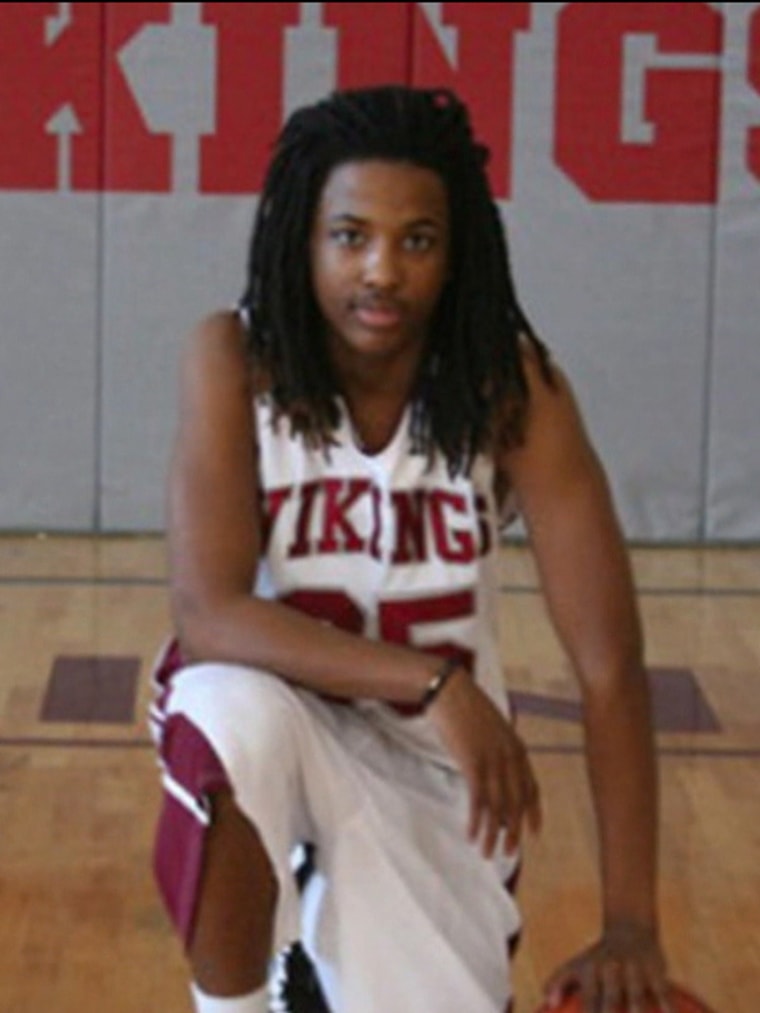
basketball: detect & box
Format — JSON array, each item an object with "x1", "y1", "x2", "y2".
[{"x1": 535, "y1": 984, "x2": 716, "y2": 1013}]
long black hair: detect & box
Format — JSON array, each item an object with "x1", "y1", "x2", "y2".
[{"x1": 240, "y1": 85, "x2": 551, "y2": 475}]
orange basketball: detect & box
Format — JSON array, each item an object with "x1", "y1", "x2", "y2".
[{"x1": 535, "y1": 983, "x2": 716, "y2": 1013}]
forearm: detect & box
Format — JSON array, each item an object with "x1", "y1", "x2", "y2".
[
  {"x1": 173, "y1": 589, "x2": 439, "y2": 705},
  {"x1": 581, "y1": 662, "x2": 659, "y2": 930}
]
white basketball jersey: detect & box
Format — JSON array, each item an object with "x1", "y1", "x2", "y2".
[{"x1": 254, "y1": 395, "x2": 509, "y2": 762}]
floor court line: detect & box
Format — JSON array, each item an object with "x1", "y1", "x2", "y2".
[
  {"x1": 1, "y1": 738, "x2": 758, "y2": 760},
  {"x1": 2, "y1": 577, "x2": 760, "y2": 597}
]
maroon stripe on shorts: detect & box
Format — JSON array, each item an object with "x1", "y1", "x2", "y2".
[{"x1": 154, "y1": 714, "x2": 232, "y2": 947}]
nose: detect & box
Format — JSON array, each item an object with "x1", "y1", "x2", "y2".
[{"x1": 362, "y1": 239, "x2": 401, "y2": 291}]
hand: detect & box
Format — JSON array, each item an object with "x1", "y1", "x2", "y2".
[
  {"x1": 427, "y1": 669, "x2": 541, "y2": 857},
  {"x1": 543, "y1": 920, "x2": 672, "y2": 1013}
]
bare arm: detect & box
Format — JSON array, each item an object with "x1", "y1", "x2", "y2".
[
  {"x1": 167, "y1": 311, "x2": 441, "y2": 704},
  {"x1": 503, "y1": 348, "x2": 668, "y2": 1009}
]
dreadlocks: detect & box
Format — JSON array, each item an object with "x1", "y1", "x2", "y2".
[{"x1": 240, "y1": 85, "x2": 551, "y2": 476}]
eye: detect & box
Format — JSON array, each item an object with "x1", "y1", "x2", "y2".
[
  {"x1": 329, "y1": 226, "x2": 365, "y2": 249},
  {"x1": 402, "y1": 231, "x2": 437, "y2": 253}
]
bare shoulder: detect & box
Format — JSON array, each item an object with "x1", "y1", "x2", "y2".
[
  {"x1": 184, "y1": 309, "x2": 245, "y2": 358},
  {"x1": 494, "y1": 335, "x2": 624, "y2": 557},
  {"x1": 179, "y1": 309, "x2": 270, "y2": 398},
  {"x1": 502, "y1": 338, "x2": 601, "y2": 492},
  {"x1": 169, "y1": 311, "x2": 264, "y2": 610},
  {"x1": 172, "y1": 310, "x2": 263, "y2": 483}
]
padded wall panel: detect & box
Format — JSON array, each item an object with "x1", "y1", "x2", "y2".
[
  {"x1": 0, "y1": 3, "x2": 104, "y2": 529},
  {"x1": 706, "y1": 3, "x2": 760, "y2": 540},
  {"x1": 412, "y1": 2, "x2": 722, "y2": 540}
]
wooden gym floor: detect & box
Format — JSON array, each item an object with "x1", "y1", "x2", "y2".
[{"x1": 0, "y1": 535, "x2": 757, "y2": 1012}]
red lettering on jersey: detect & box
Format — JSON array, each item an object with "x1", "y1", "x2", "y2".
[
  {"x1": 261, "y1": 486, "x2": 293, "y2": 554},
  {"x1": 390, "y1": 490, "x2": 428, "y2": 565},
  {"x1": 0, "y1": 3, "x2": 104, "y2": 190},
  {"x1": 381, "y1": 590, "x2": 476, "y2": 714},
  {"x1": 200, "y1": 3, "x2": 300, "y2": 194},
  {"x1": 429, "y1": 490, "x2": 476, "y2": 564},
  {"x1": 380, "y1": 589, "x2": 475, "y2": 660},
  {"x1": 556, "y1": 2, "x2": 722, "y2": 203},
  {"x1": 324, "y1": 3, "x2": 408, "y2": 89},
  {"x1": 316, "y1": 478, "x2": 371, "y2": 554},
  {"x1": 287, "y1": 480, "x2": 321, "y2": 559},
  {"x1": 748, "y1": 8, "x2": 760, "y2": 183},
  {"x1": 410, "y1": 2, "x2": 531, "y2": 199},
  {"x1": 281, "y1": 588, "x2": 363, "y2": 635}
]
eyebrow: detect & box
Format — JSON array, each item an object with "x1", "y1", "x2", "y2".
[{"x1": 326, "y1": 213, "x2": 444, "y2": 229}]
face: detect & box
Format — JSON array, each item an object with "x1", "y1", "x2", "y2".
[{"x1": 310, "y1": 159, "x2": 450, "y2": 374}]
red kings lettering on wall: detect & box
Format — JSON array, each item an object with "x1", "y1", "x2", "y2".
[
  {"x1": 0, "y1": 3, "x2": 173, "y2": 191},
  {"x1": 105, "y1": 3, "x2": 174, "y2": 191},
  {"x1": 410, "y1": 2, "x2": 531, "y2": 199},
  {"x1": 0, "y1": 3, "x2": 105, "y2": 190},
  {"x1": 324, "y1": 3, "x2": 408, "y2": 90},
  {"x1": 200, "y1": 3, "x2": 299, "y2": 194},
  {"x1": 555, "y1": 1, "x2": 723, "y2": 203},
  {"x1": 748, "y1": 7, "x2": 760, "y2": 184},
  {"x1": 1, "y1": 2, "x2": 753, "y2": 201}
]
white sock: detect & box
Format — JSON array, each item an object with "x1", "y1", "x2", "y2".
[{"x1": 190, "y1": 982, "x2": 268, "y2": 1013}]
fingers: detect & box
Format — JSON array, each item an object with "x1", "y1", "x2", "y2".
[
  {"x1": 588, "y1": 963, "x2": 670, "y2": 1013},
  {"x1": 623, "y1": 963, "x2": 648, "y2": 1013},
  {"x1": 466, "y1": 735, "x2": 541, "y2": 859},
  {"x1": 432, "y1": 679, "x2": 540, "y2": 857},
  {"x1": 544, "y1": 948, "x2": 672, "y2": 1013},
  {"x1": 466, "y1": 761, "x2": 485, "y2": 844},
  {"x1": 508, "y1": 753, "x2": 543, "y2": 846},
  {"x1": 597, "y1": 959, "x2": 624, "y2": 1013},
  {"x1": 543, "y1": 962, "x2": 581, "y2": 1010}
]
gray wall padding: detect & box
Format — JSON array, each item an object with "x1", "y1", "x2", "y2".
[
  {"x1": 0, "y1": 194, "x2": 99, "y2": 529},
  {"x1": 0, "y1": 2, "x2": 757, "y2": 541}
]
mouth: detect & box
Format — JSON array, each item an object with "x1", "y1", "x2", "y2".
[{"x1": 351, "y1": 297, "x2": 405, "y2": 329}]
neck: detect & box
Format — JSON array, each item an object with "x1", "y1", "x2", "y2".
[{"x1": 330, "y1": 342, "x2": 427, "y2": 403}]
